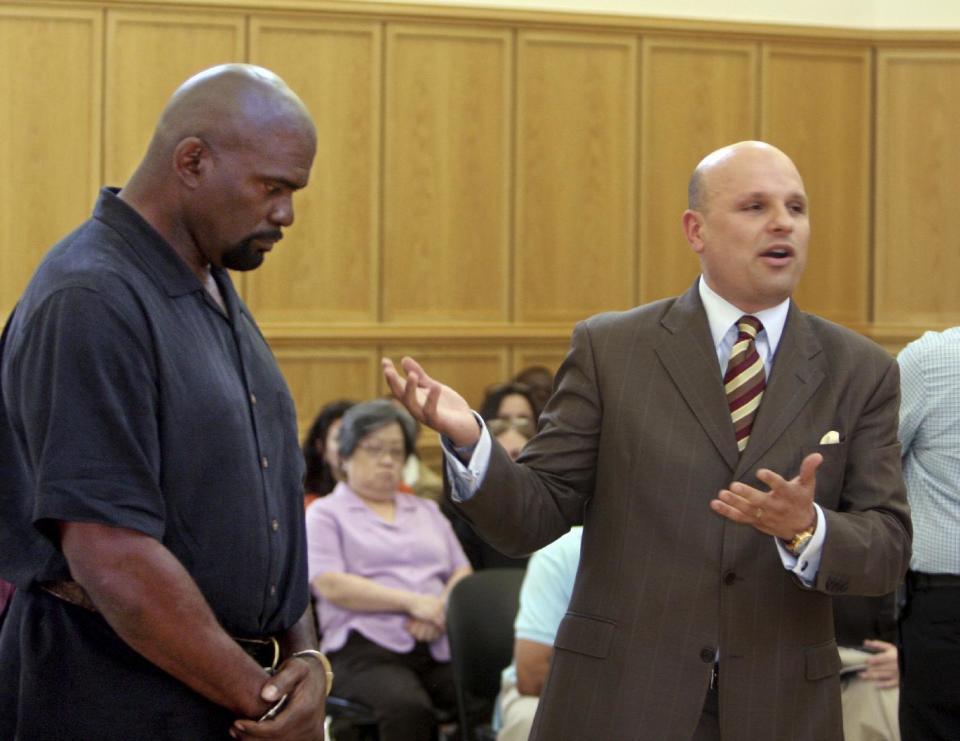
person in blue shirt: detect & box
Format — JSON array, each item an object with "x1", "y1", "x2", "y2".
[{"x1": 494, "y1": 528, "x2": 582, "y2": 741}]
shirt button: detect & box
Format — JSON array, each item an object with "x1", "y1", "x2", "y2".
[
  {"x1": 723, "y1": 571, "x2": 737, "y2": 585},
  {"x1": 270, "y1": 584, "x2": 277, "y2": 596},
  {"x1": 271, "y1": 519, "x2": 279, "y2": 532},
  {"x1": 261, "y1": 456, "x2": 269, "y2": 469},
  {"x1": 700, "y1": 647, "x2": 715, "y2": 663},
  {"x1": 250, "y1": 392, "x2": 257, "y2": 405}
]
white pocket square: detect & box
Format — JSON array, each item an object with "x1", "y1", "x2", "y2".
[{"x1": 819, "y1": 430, "x2": 840, "y2": 445}]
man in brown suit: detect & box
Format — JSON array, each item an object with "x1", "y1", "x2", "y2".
[{"x1": 383, "y1": 141, "x2": 911, "y2": 740}]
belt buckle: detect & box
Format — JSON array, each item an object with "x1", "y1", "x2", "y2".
[
  {"x1": 264, "y1": 636, "x2": 280, "y2": 673},
  {"x1": 237, "y1": 635, "x2": 281, "y2": 673}
]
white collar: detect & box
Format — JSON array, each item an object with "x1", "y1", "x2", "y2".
[{"x1": 698, "y1": 276, "x2": 790, "y2": 356}]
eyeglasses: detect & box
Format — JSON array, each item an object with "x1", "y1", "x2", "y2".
[
  {"x1": 487, "y1": 417, "x2": 535, "y2": 439},
  {"x1": 355, "y1": 443, "x2": 407, "y2": 463}
]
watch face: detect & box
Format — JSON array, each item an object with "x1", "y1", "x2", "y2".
[{"x1": 789, "y1": 532, "x2": 813, "y2": 555}]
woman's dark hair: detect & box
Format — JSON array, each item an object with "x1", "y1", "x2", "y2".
[
  {"x1": 478, "y1": 381, "x2": 539, "y2": 422},
  {"x1": 302, "y1": 399, "x2": 355, "y2": 496},
  {"x1": 338, "y1": 400, "x2": 417, "y2": 461},
  {"x1": 513, "y1": 365, "x2": 554, "y2": 413}
]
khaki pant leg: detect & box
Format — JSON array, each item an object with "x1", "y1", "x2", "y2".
[
  {"x1": 841, "y1": 677, "x2": 901, "y2": 741},
  {"x1": 496, "y1": 680, "x2": 540, "y2": 741}
]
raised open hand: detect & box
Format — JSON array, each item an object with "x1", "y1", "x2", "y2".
[
  {"x1": 710, "y1": 452, "x2": 822, "y2": 540},
  {"x1": 382, "y1": 356, "x2": 480, "y2": 447}
]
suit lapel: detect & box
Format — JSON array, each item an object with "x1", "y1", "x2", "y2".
[
  {"x1": 655, "y1": 284, "x2": 740, "y2": 471},
  {"x1": 736, "y1": 303, "x2": 825, "y2": 476}
]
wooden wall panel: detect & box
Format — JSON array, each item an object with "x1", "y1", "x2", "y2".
[
  {"x1": 0, "y1": 7, "x2": 101, "y2": 317},
  {"x1": 639, "y1": 38, "x2": 757, "y2": 304},
  {"x1": 516, "y1": 31, "x2": 638, "y2": 323},
  {"x1": 248, "y1": 18, "x2": 381, "y2": 325},
  {"x1": 274, "y1": 347, "x2": 381, "y2": 439},
  {"x1": 512, "y1": 343, "x2": 569, "y2": 377},
  {"x1": 5, "y1": 0, "x2": 960, "y2": 396},
  {"x1": 104, "y1": 10, "x2": 245, "y2": 186},
  {"x1": 876, "y1": 50, "x2": 960, "y2": 326},
  {"x1": 383, "y1": 25, "x2": 512, "y2": 324},
  {"x1": 762, "y1": 44, "x2": 871, "y2": 325}
]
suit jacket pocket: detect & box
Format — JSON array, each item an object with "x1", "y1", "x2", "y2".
[
  {"x1": 804, "y1": 638, "x2": 842, "y2": 680},
  {"x1": 802, "y1": 441, "x2": 848, "y2": 510},
  {"x1": 554, "y1": 612, "x2": 616, "y2": 659}
]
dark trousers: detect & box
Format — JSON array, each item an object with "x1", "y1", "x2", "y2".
[
  {"x1": 898, "y1": 579, "x2": 960, "y2": 741},
  {"x1": 329, "y1": 632, "x2": 457, "y2": 741}
]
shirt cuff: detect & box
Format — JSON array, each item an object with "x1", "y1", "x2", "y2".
[
  {"x1": 441, "y1": 412, "x2": 492, "y2": 502},
  {"x1": 776, "y1": 504, "x2": 827, "y2": 587}
]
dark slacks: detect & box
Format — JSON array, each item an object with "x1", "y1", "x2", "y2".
[
  {"x1": 329, "y1": 631, "x2": 457, "y2": 741},
  {"x1": 898, "y1": 579, "x2": 960, "y2": 741}
]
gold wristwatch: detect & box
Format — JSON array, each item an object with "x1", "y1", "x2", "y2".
[{"x1": 784, "y1": 521, "x2": 816, "y2": 556}]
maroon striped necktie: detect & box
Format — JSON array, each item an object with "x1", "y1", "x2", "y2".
[{"x1": 724, "y1": 315, "x2": 765, "y2": 453}]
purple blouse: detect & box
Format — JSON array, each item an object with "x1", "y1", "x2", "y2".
[{"x1": 305, "y1": 482, "x2": 470, "y2": 661}]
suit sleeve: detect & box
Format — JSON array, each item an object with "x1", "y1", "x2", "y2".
[
  {"x1": 816, "y1": 356, "x2": 912, "y2": 596},
  {"x1": 456, "y1": 321, "x2": 602, "y2": 557}
]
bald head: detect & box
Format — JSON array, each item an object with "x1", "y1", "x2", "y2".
[
  {"x1": 145, "y1": 63, "x2": 315, "y2": 168},
  {"x1": 688, "y1": 141, "x2": 799, "y2": 213}
]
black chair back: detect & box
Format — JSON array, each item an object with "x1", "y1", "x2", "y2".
[{"x1": 446, "y1": 568, "x2": 526, "y2": 741}]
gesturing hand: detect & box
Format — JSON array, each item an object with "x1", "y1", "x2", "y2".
[
  {"x1": 710, "y1": 453, "x2": 822, "y2": 540},
  {"x1": 382, "y1": 357, "x2": 480, "y2": 447}
]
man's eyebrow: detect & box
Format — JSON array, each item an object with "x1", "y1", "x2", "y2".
[
  {"x1": 266, "y1": 175, "x2": 306, "y2": 190},
  {"x1": 735, "y1": 190, "x2": 807, "y2": 202},
  {"x1": 734, "y1": 191, "x2": 768, "y2": 202}
]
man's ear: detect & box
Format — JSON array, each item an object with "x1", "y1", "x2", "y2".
[
  {"x1": 172, "y1": 137, "x2": 209, "y2": 188},
  {"x1": 682, "y1": 209, "x2": 706, "y2": 254}
]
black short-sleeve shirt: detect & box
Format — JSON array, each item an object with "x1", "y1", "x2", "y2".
[{"x1": 0, "y1": 188, "x2": 308, "y2": 636}]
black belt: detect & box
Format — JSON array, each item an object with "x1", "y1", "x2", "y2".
[
  {"x1": 235, "y1": 635, "x2": 282, "y2": 672},
  {"x1": 40, "y1": 580, "x2": 281, "y2": 671},
  {"x1": 907, "y1": 571, "x2": 960, "y2": 590}
]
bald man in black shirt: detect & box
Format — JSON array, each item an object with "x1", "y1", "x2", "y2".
[{"x1": 0, "y1": 65, "x2": 326, "y2": 740}]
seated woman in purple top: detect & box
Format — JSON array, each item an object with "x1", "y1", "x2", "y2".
[{"x1": 306, "y1": 400, "x2": 472, "y2": 741}]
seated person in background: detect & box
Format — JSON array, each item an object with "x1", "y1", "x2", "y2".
[
  {"x1": 444, "y1": 418, "x2": 536, "y2": 571},
  {"x1": 495, "y1": 527, "x2": 582, "y2": 741},
  {"x1": 306, "y1": 400, "x2": 471, "y2": 741},
  {"x1": 512, "y1": 365, "x2": 554, "y2": 420},
  {"x1": 479, "y1": 382, "x2": 539, "y2": 424},
  {"x1": 302, "y1": 398, "x2": 355, "y2": 508},
  {"x1": 833, "y1": 593, "x2": 901, "y2": 741}
]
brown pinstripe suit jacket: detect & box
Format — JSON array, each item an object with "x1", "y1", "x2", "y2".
[{"x1": 458, "y1": 284, "x2": 911, "y2": 741}]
